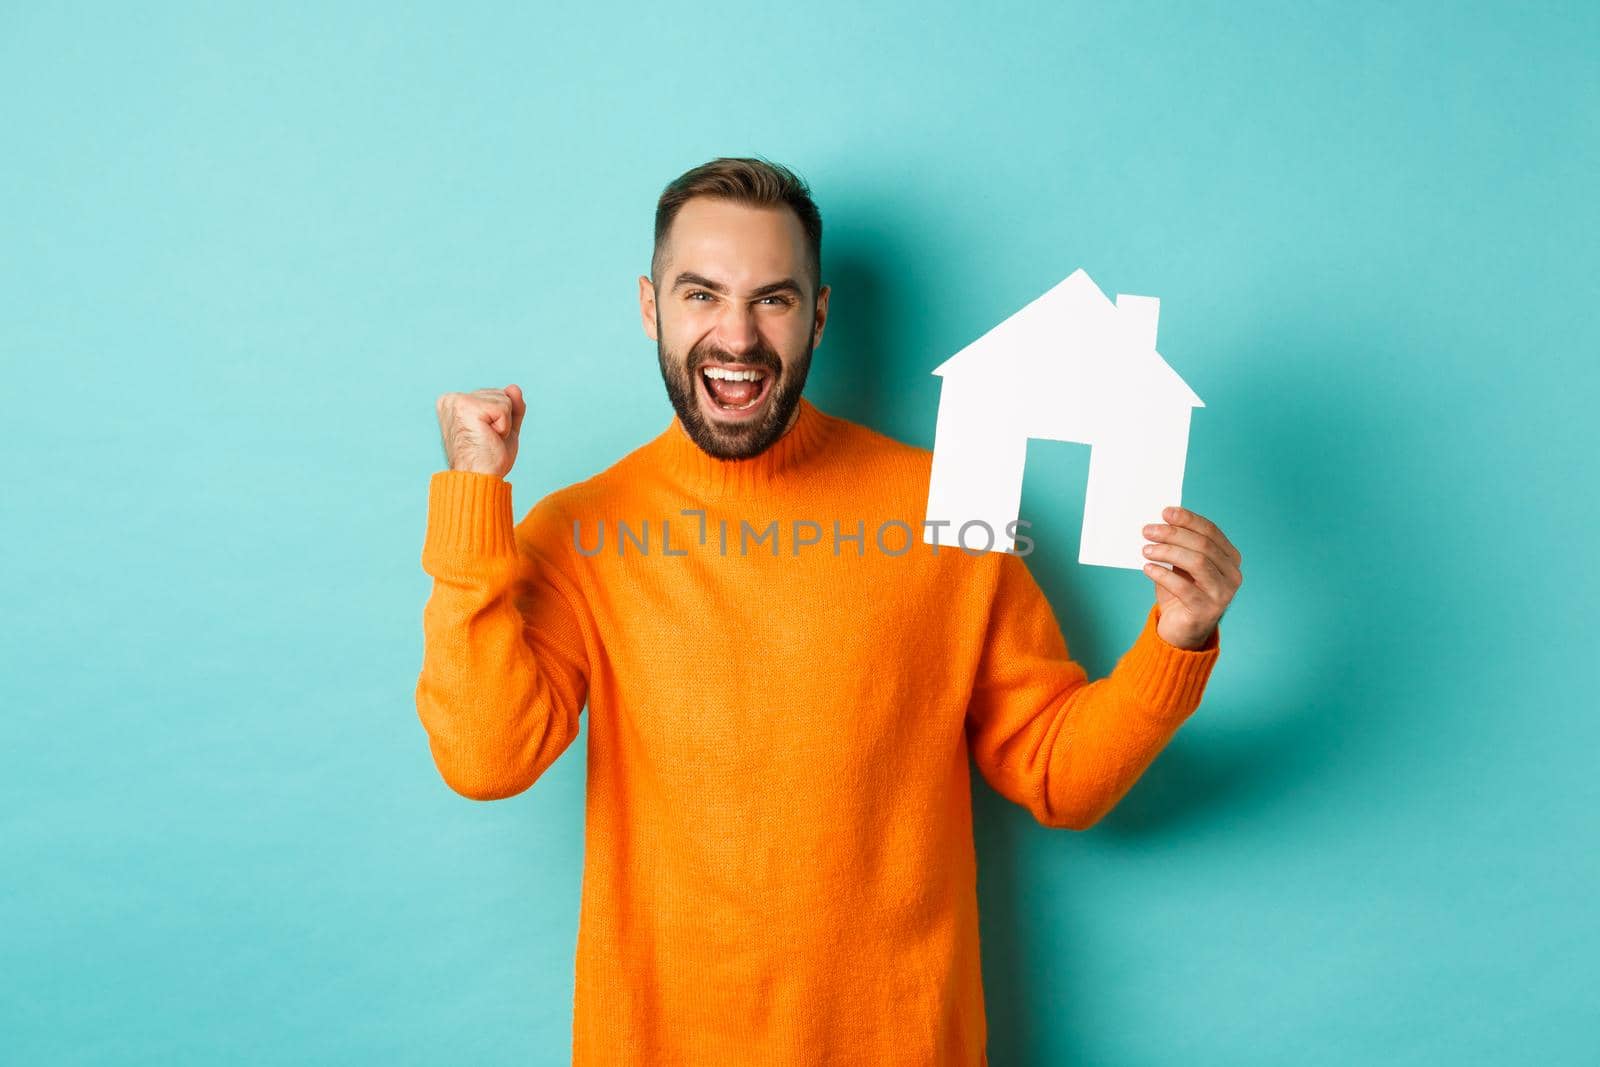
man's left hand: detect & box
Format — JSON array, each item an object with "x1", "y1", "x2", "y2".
[{"x1": 1141, "y1": 506, "x2": 1243, "y2": 650}]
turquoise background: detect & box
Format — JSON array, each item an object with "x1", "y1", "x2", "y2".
[{"x1": 4, "y1": 2, "x2": 1595, "y2": 1063}]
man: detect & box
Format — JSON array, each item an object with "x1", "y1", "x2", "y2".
[{"x1": 417, "y1": 156, "x2": 1242, "y2": 1065}]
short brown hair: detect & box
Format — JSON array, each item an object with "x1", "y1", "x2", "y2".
[{"x1": 652, "y1": 156, "x2": 823, "y2": 300}]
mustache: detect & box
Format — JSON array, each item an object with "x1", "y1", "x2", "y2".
[{"x1": 689, "y1": 343, "x2": 781, "y2": 373}]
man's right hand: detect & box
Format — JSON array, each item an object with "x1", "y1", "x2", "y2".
[{"x1": 435, "y1": 384, "x2": 526, "y2": 478}]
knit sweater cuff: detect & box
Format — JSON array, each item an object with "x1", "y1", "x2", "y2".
[
  {"x1": 1113, "y1": 601, "x2": 1221, "y2": 718},
  {"x1": 424, "y1": 470, "x2": 519, "y2": 560}
]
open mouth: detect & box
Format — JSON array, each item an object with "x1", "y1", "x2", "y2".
[{"x1": 697, "y1": 363, "x2": 774, "y2": 417}]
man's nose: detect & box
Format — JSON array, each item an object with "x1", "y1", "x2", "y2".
[{"x1": 714, "y1": 303, "x2": 761, "y2": 357}]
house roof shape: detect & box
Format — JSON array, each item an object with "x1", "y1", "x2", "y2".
[{"x1": 931, "y1": 268, "x2": 1203, "y2": 408}]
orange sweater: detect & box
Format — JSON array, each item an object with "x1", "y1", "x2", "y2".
[{"x1": 415, "y1": 395, "x2": 1220, "y2": 1065}]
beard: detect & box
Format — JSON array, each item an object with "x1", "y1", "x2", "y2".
[{"x1": 656, "y1": 311, "x2": 814, "y2": 460}]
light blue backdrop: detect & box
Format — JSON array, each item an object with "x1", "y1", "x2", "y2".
[{"x1": 4, "y1": 2, "x2": 1595, "y2": 1063}]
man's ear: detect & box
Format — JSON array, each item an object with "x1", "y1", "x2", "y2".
[
  {"x1": 638, "y1": 274, "x2": 658, "y2": 341},
  {"x1": 811, "y1": 283, "x2": 830, "y2": 349}
]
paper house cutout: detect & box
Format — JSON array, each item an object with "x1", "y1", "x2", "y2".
[{"x1": 923, "y1": 268, "x2": 1203, "y2": 569}]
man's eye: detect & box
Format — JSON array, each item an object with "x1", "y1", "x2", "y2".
[{"x1": 687, "y1": 291, "x2": 789, "y2": 306}]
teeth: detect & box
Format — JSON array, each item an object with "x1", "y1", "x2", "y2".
[{"x1": 702, "y1": 367, "x2": 767, "y2": 381}]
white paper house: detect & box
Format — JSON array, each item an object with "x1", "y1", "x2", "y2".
[{"x1": 923, "y1": 268, "x2": 1204, "y2": 569}]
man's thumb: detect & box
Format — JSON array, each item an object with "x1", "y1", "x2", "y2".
[{"x1": 506, "y1": 383, "x2": 526, "y2": 430}]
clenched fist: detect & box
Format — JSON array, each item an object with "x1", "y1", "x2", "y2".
[{"x1": 435, "y1": 384, "x2": 526, "y2": 479}]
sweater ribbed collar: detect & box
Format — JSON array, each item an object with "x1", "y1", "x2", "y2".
[{"x1": 655, "y1": 395, "x2": 836, "y2": 500}]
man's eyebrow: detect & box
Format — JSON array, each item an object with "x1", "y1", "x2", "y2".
[{"x1": 670, "y1": 272, "x2": 804, "y2": 298}]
